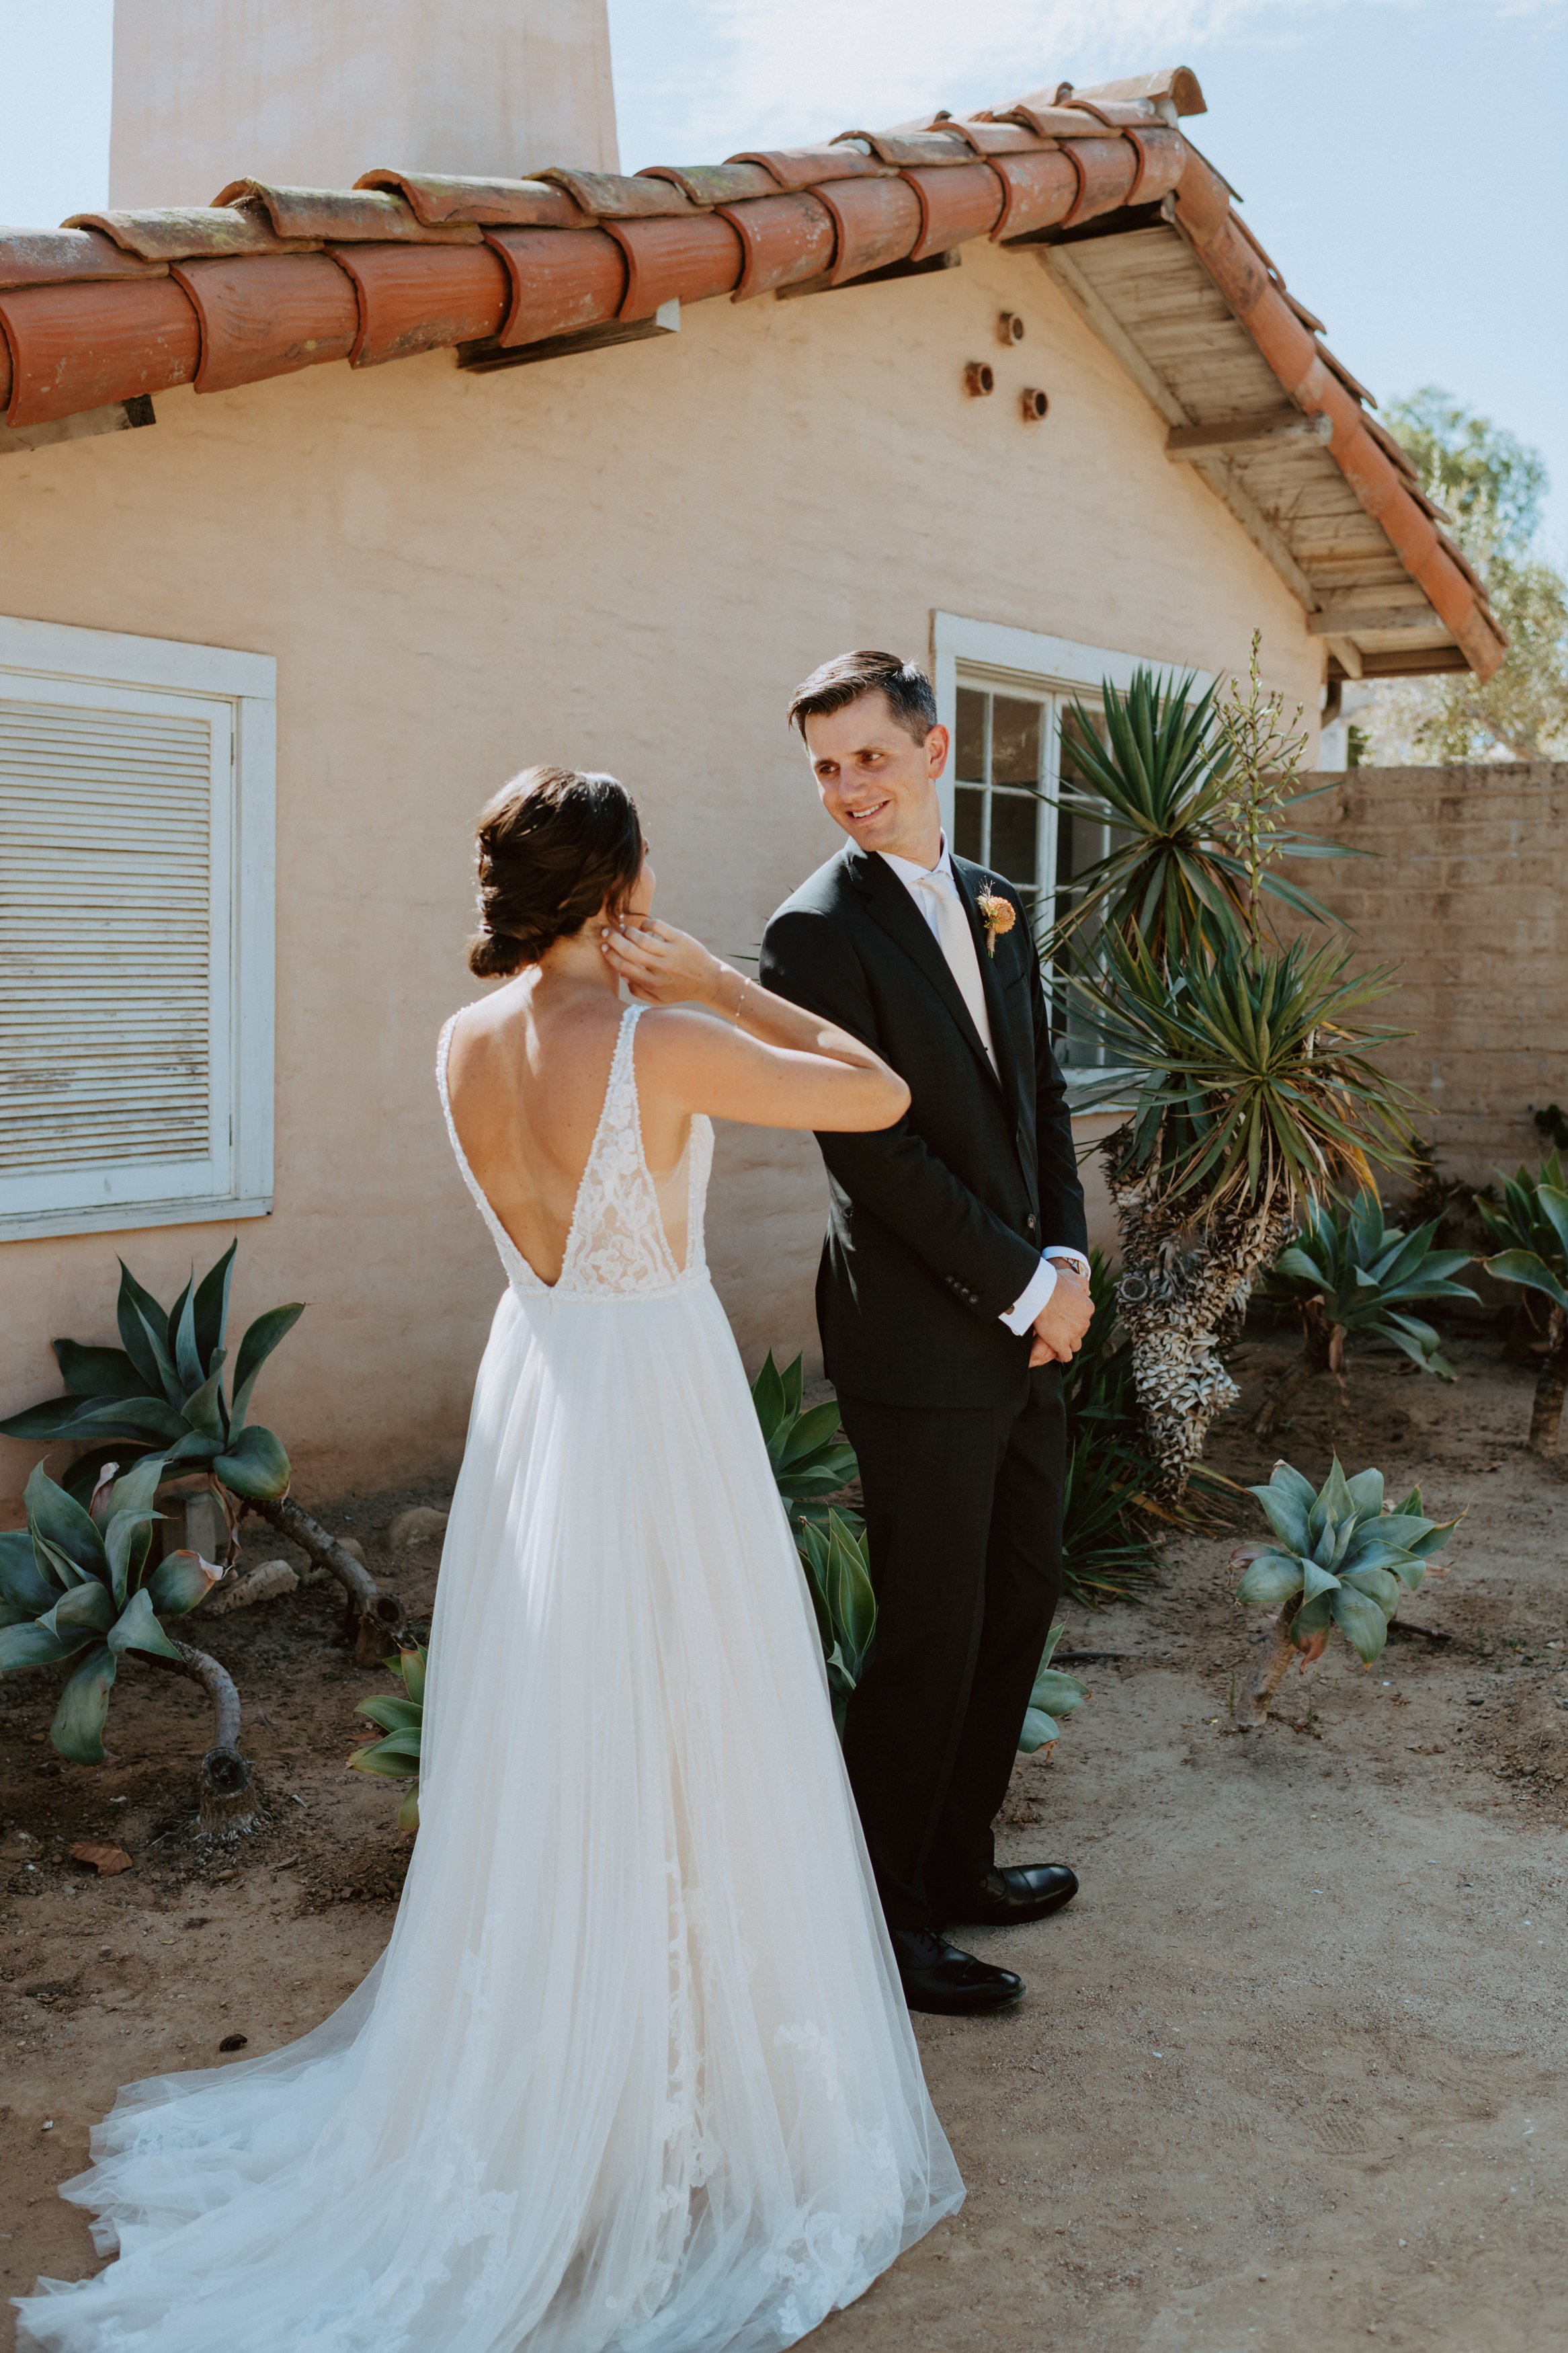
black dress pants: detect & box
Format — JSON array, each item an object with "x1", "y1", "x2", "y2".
[{"x1": 837, "y1": 1368, "x2": 1067, "y2": 1931}]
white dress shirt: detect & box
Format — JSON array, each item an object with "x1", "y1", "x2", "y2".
[{"x1": 880, "y1": 838, "x2": 1089, "y2": 1334}]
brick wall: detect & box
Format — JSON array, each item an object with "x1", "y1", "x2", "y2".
[{"x1": 1298, "y1": 764, "x2": 1568, "y2": 1186}]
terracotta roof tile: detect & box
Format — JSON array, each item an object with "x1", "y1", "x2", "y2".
[
  {"x1": 212, "y1": 182, "x2": 481, "y2": 243},
  {"x1": 63, "y1": 206, "x2": 311, "y2": 262},
  {"x1": 0, "y1": 58, "x2": 1499, "y2": 682},
  {"x1": 354, "y1": 171, "x2": 584, "y2": 229},
  {"x1": 0, "y1": 226, "x2": 168, "y2": 288}
]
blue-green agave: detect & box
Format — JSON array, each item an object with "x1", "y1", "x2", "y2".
[
  {"x1": 1018, "y1": 1622, "x2": 1088, "y2": 1754},
  {"x1": 750, "y1": 1351, "x2": 858, "y2": 1526},
  {"x1": 0, "y1": 1242, "x2": 301, "y2": 1503},
  {"x1": 1234, "y1": 1457, "x2": 1459, "y2": 1683},
  {"x1": 0, "y1": 1455, "x2": 224, "y2": 1763},
  {"x1": 347, "y1": 1644, "x2": 426, "y2": 1831},
  {"x1": 796, "y1": 1511, "x2": 877, "y2": 1740},
  {"x1": 1477, "y1": 1152, "x2": 1568, "y2": 1456}
]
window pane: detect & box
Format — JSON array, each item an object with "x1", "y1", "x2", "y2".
[
  {"x1": 989, "y1": 791, "x2": 1038, "y2": 887},
  {"x1": 953, "y1": 784, "x2": 985, "y2": 861},
  {"x1": 954, "y1": 688, "x2": 987, "y2": 782},
  {"x1": 990, "y1": 696, "x2": 1040, "y2": 787}
]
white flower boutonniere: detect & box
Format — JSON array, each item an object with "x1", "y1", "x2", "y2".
[{"x1": 975, "y1": 887, "x2": 1016, "y2": 959}]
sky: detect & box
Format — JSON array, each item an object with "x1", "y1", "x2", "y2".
[{"x1": 1, "y1": 0, "x2": 1563, "y2": 546}]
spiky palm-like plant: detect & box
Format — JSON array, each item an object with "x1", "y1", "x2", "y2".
[
  {"x1": 1478, "y1": 1154, "x2": 1568, "y2": 1455},
  {"x1": 1253, "y1": 1191, "x2": 1479, "y2": 1438},
  {"x1": 0, "y1": 1455, "x2": 255, "y2": 1828},
  {"x1": 1075, "y1": 932, "x2": 1419, "y2": 1494},
  {"x1": 1231, "y1": 1458, "x2": 1459, "y2": 1724},
  {"x1": 1046, "y1": 666, "x2": 1351, "y2": 964}
]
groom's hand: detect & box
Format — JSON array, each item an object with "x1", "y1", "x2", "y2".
[{"x1": 1028, "y1": 1263, "x2": 1093, "y2": 1367}]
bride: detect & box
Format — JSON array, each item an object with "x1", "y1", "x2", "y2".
[{"x1": 17, "y1": 765, "x2": 963, "y2": 2353}]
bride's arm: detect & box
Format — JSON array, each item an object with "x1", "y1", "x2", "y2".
[{"x1": 601, "y1": 918, "x2": 907, "y2": 1133}]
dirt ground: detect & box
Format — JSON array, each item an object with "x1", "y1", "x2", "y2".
[{"x1": 3, "y1": 1326, "x2": 1565, "y2": 2351}]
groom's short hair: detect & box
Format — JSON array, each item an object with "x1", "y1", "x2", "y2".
[{"x1": 787, "y1": 651, "x2": 938, "y2": 744}]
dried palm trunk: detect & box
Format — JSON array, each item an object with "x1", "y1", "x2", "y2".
[{"x1": 1111, "y1": 1169, "x2": 1295, "y2": 1499}]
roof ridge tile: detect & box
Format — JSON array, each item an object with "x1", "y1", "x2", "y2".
[
  {"x1": 532, "y1": 167, "x2": 694, "y2": 218},
  {"x1": 63, "y1": 206, "x2": 315, "y2": 263},
  {"x1": 212, "y1": 182, "x2": 481, "y2": 243},
  {"x1": 354, "y1": 171, "x2": 585, "y2": 229}
]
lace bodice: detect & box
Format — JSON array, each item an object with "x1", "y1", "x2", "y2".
[{"x1": 437, "y1": 1003, "x2": 712, "y2": 1302}]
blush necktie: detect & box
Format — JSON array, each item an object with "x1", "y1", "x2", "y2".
[{"x1": 911, "y1": 869, "x2": 997, "y2": 1071}]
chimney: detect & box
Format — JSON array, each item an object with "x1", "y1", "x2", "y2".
[{"x1": 109, "y1": 0, "x2": 619, "y2": 209}]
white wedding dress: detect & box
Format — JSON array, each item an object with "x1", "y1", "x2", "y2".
[{"x1": 17, "y1": 1002, "x2": 962, "y2": 2353}]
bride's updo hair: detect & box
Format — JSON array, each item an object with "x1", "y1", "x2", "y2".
[{"x1": 468, "y1": 766, "x2": 643, "y2": 978}]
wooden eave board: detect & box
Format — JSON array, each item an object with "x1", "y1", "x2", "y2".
[{"x1": 1063, "y1": 221, "x2": 1451, "y2": 647}]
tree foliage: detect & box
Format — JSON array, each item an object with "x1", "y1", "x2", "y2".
[{"x1": 1370, "y1": 389, "x2": 1568, "y2": 762}]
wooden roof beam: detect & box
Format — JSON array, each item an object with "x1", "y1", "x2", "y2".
[{"x1": 1166, "y1": 409, "x2": 1333, "y2": 460}]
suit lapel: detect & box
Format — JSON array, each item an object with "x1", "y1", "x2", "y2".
[{"x1": 844, "y1": 848, "x2": 1000, "y2": 1089}]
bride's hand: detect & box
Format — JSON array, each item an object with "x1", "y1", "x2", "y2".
[{"x1": 602, "y1": 918, "x2": 735, "y2": 1010}]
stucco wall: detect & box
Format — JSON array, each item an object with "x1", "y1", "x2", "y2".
[
  {"x1": 1296, "y1": 763, "x2": 1568, "y2": 1186},
  {"x1": 0, "y1": 237, "x2": 1321, "y2": 1517}
]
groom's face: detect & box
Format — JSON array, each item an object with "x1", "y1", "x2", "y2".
[{"x1": 802, "y1": 692, "x2": 949, "y2": 865}]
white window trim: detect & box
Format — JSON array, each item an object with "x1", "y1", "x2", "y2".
[
  {"x1": 931, "y1": 614, "x2": 1212, "y2": 1109},
  {"x1": 0, "y1": 612, "x2": 275, "y2": 1244}
]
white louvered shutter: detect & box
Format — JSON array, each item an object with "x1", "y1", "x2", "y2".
[{"x1": 0, "y1": 672, "x2": 234, "y2": 1222}]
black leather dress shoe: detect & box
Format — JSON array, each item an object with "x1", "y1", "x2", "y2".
[
  {"x1": 889, "y1": 1927, "x2": 1024, "y2": 2016},
  {"x1": 940, "y1": 1864, "x2": 1079, "y2": 1928}
]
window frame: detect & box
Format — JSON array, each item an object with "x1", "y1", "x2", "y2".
[
  {"x1": 932, "y1": 613, "x2": 1212, "y2": 1088},
  {"x1": 0, "y1": 612, "x2": 276, "y2": 1244}
]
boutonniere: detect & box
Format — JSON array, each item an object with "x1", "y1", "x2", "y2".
[{"x1": 975, "y1": 886, "x2": 1016, "y2": 959}]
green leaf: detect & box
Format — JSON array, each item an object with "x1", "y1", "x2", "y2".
[
  {"x1": 1249, "y1": 1468, "x2": 1313, "y2": 1554},
  {"x1": 211, "y1": 1423, "x2": 291, "y2": 1502},
  {"x1": 39, "y1": 1582, "x2": 115, "y2": 1640},
  {"x1": 192, "y1": 1240, "x2": 238, "y2": 1372},
  {"x1": 104, "y1": 1510, "x2": 159, "y2": 1607},
  {"x1": 169, "y1": 1275, "x2": 204, "y2": 1400},
  {"x1": 397, "y1": 1784, "x2": 420, "y2": 1833},
  {"x1": 0, "y1": 1394, "x2": 185, "y2": 1447},
  {"x1": 779, "y1": 1353, "x2": 804, "y2": 1419},
  {"x1": 1290, "y1": 1591, "x2": 1333, "y2": 1646},
  {"x1": 347, "y1": 1729, "x2": 423, "y2": 1776},
  {"x1": 0, "y1": 1620, "x2": 91, "y2": 1670},
  {"x1": 1344, "y1": 1468, "x2": 1385, "y2": 1519},
  {"x1": 179, "y1": 1357, "x2": 229, "y2": 1441},
  {"x1": 116, "y1": 1261, "x2": 182, "y2": 1404},
  {"x1": 24, "y1": 1462, "x2": 106, "y2": 1577},
  {"x1": 1300, "y1": 1558, "x2": 1342, "y2": 1605},
  {"x1": 50, "y1": 1643, "x2": 118, "y2": 1764},
  {"x1": 1017, "y1": 1706, "x2": 1062, "y2": 1755},
  {"x1": 52, "y1": 1341, "x2": 147, "y2": 1400},
  {"x1": 0, "y1": 1533, "x2": 55, "y2": 1618},
  {"x1": 1331, "y1": 1585, "x2": 1390, "y2": 1665},
  {"x1": 1029, "y1": 1667, "x2": 1086, "y2": 1718},
  {"x1": 779, "y1": 1400, "x2": 845, "y2": 1468},
  {"x1": 107, "y1": 1586, "x2": 183, "y2": 1661},
  {"x1": 1484, "y1": 1250, "x2": 1568, "y2": 1311},
  {"x1": 229, "y1": 1303, "x2": 305, "y2": 1431},
  {"x1": 397, "y1": 1644, "x2": 427, "y2": 1707},
  {"x1": 147, "y1": 1549, "x2": 224, "y2": 1617},
  {"x1": 1340, "y1": 1564, "x2": 1403, "y2": 1616},
  {"x1": 1237, "y1": 1554, "x2": 1305, "y2": 1607},
  {"x1": 751, "y1": 1350, "x2": 786, "y2": 1450},
  {"x1": 355, "y1": 1694, "x2": 423, "y2": 1735},
  {"x1": 108, "y1": 1453, "x2": 167, "y2": 1523}
]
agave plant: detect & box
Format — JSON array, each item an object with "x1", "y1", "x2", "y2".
[
  {"x1": 1253, "y1": 1191, "x2": 1479, "y2": 1438},
  {"x1": 0, "y1": 1242, "x2": 405, "y2": 1661},
  {"x1": 0, "y1": 1455, "x2": 256, "y2": 1827},
  {"x1": 750, "y1": 1351, "x2": 858, "y2": 1529},
  {"x1": 1231, "y1": 1458, "x2": 1460, "y2": 1723},
  {"x1": 348, "y1": 1644, "x2": 426, "y2": 1832},
  {"x1": 1017, "y1": 1622, "x2": 1087, "y2": 1754},
  {"x1": 1045, "y1": 665, "x2": 1350, "y2": 964},
  {"x1": 796, "y1": 1510, "x2": 877, "y2": 1739},
  {"x1": 1478, "y1": 1152, "x2": 1568, "y2": 1455},
  {"x1": 1075, "y1": 929, "x2": 1419, "y2": 1496}
]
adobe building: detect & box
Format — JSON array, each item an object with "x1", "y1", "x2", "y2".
[{"x1": 0, "y1": 2, "x2": 1502, "y2": 1514}]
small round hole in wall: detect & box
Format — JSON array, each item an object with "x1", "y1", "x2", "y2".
[
  {"x1": 1020, "y1": 387, "x2": 1049, "y2": 423},
  {"x1": 963, "y1": 360, "x2": 996, "y2": 398},
  {"x1": 997, "y1": 311, "x2": 1026, "y2": 346}
]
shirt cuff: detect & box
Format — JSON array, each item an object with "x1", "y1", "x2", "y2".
[
  {"x1": 999, "y1": 1254, "x2": 1057, "y2": 1334},
  {"x1": 1043, "y1": 1245, "x2": 1091, "y2": 1278}
]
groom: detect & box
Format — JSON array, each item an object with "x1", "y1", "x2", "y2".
[{"x1": 760, "y1": 651, "x2": 1094, "y2": 2017}]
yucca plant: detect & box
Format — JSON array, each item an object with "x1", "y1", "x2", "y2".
[
  {"x1": 1231, "y1": 1458, "x2": 1460, "y2": 1723},
  {"x1": 0, "y1": 1455, "x2": 255, "y2": 1828},
  {"x1": 0, "y1": 1242, "x2": 405, "y2": 1662},
  {"x1": 1253, "y1": 1191, "x2": 1479, "y2": 1438},
  {"x1": 1017, "y1": 1622, "x2": 1087, "y2": 1754},
  {"x1": 347, "y1": 1643, "x2": 426, "y2": 1832},
  {"x1": 1478, "y1": 1152, "x2": 1568, "y2": 1455},
  {"x1": 1075, "y1": 931, "x2": 1419, "y2": 1494},
  {"x1": 796, "y1": 1511, "x2": 877, "y2": 1739},
  {"x1": 1045, "y1": 665, "x2": 1350, "y2": 963}
]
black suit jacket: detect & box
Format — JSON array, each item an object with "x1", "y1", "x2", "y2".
[{"x1": 759, "y1": 843, "x2": 1087, "y2": 1408}]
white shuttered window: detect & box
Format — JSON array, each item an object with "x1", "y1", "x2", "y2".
[{"x1": 0, "y1": 616, "x2": 274, "y2": 1242}]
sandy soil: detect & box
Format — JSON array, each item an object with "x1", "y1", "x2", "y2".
[{"x1": 3, "y1": 1328, "x2": 1565, "y2": 2350}]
